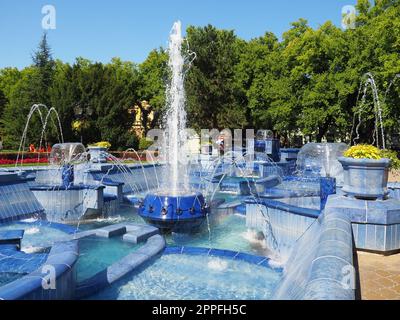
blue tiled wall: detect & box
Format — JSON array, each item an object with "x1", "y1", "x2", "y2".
[
  {"x1": 0, "y1": 180, "x2": 44, "y2": 223},
  {"x1": 32, "y1": 187, "x2": 104, "y2": 223},
  {"x1": 246, "y1": 200, "x2": 319, "y2": 258},
  {"x1": 34, "y1": 168, "x2": 63, "y2": 185},
  {"x1": 352, "y1": 223, "x2": 400, "y2": 252}
]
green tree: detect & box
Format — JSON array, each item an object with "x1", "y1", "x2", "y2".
[
  {"x1": 1, "y1": 34, "x2": 58, "y2": 149},
  {"x1": 185, "y1": 25, "x2": 247, "y2": 130},
  {"x1": 1, "y1": 67, "x2": 42, "y2": 148},
  {"x1": 95, "y1": 58, "x2": 141, "y2": 149},
  {"x1": 31, "y1": 33, "x2": 56, "y2": 105},
  {"x1": 138, "y1": 49, "x2": 168, "y2": 114},
  {"x1": 0, "y1": 89, "x2": 6, "y2": 118},
  {"x1": 235, "y1": 32, "x2": 279, "y2": 130}
]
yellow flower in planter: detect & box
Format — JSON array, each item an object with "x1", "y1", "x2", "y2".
[
  {"x1": 344, "y1": 145, "x2": 400, "y2": 170},
  {"x1": 344, "y1": 145, "x2": 381, "y2": 160},
  {"x1": 89, "y1": 141, "x2": 112, "y2": 149}
]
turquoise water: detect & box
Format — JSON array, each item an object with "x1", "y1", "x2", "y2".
[
  {"x1": 0, "y1": 193, "x2": 273, "y2": 296},
  {"x1": 89, "y1": 254, "x2": 281, "y2": 300},
  {"x1": 77, "y1": 205, "x2": 145, "y2": 231},
  {"x1": 75, "y1": 196, "x2": 278, "y2": 300},
  {"x1": 168, "y1": 213, "x2": 270, "y2": 256},
  {"x1": 0, "y1": 223, "x2": 68, "y2": 249},
  {"x1": 76, "y1": 236, "x2": 142, "y2": 282},
  {"x1": 77, "y1": 204, "x2": 268, "y2": 257}
]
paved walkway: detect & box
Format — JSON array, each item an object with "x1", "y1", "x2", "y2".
[
  {"x1": 356, "y1": 171, "x2": 400, "y2": 300},
  {"x1": 357, "y1": 251, "x2": 400, "y2": 300}
]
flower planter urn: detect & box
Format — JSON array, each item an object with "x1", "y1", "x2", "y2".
[
  {"x1": 338, "y1": 157, "x2": 391, "y2": 200},
  {"x1": 88, "y1": 146, "x2": 108, "y2": 163}
]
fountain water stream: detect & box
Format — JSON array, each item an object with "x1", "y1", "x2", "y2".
[
  {"x1": 351, "y1": 73, "x2": 386, "y2": 149},
  {"x1": 163, "y1": 21, "x2": 188, "y2": 194},
  {"x1": 16, "y1": 104, "x2": 64, "y2": 167},
  {"x1": 138, "y1": 21, "x2": 207, "y2": 233}
]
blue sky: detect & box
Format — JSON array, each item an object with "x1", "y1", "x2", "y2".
[{"x1": 0, "y1": 0, "x2": 357, "y2": 69}]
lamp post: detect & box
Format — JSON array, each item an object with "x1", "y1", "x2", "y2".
[{"x1": 73, "y1": 104, "x2": 93, "y2": 143}]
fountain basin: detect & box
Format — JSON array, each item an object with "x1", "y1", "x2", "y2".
[{"x1": 139, "y1": 192, "x2": 209, "y2": 233}]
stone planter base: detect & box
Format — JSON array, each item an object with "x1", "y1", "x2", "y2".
[{"x1": 338, "y1": 157, "x2": 390, "y2": 200}]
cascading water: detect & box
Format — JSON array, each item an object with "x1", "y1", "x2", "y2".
[{"x1": 163, "y1": 21, "x2": 189, "y2": 194}]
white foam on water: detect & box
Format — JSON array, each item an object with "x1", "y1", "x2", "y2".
[
  {"x1": 20, "y1": 218, "x2": 38, "y2": 223},
  {"x1": 240, "y1": 229, "x2": 267, "y2": 249},
  {"x1": 22, "y1": 246, "x2": 43, "y2": 254},
  {"x1": 268, "y1": 256, "x2": 286, "y2": 269},
  {"x1": 207, "y1": 258, "x2": 229, "y2": 272},
  {"x1": 25, "y1": 227, "x2": 40, "y2": 235}
]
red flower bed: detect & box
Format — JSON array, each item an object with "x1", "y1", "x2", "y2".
[
  {"x1": 0, "y1": 152, "x2": 50, "y2": 160},
  {"x1": 0, "y1": 157, "x2": 49, "y2": 165}
]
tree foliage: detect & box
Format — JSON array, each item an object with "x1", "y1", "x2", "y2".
[
  {"x1": 185, "y1": 25, "x2": 247, "y2": 130},
  {"x1": 1, "y1": 0, "x2": 400, "y2": 149}
]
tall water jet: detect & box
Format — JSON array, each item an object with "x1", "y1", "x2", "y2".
[
  {"x1": 351, "y1": 73, "x2": 386, "y2": 149},
  {"x1": 139, "y1": 21, "x2": 208, "y2": 233},
  {"x1": 164, "y1": 21, "x2": 188, "y2": 194},
  {"x1": 16, "y1": 104, "x2": 64, "y2": 167}
]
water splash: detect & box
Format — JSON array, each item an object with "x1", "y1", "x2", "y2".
[{"x1": 163, "y1": 21, "x2": 196, "y2": 194}]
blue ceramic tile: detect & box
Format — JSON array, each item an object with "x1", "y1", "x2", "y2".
[
  {"x1": 211, "y1": 249, "x2": 239, "y2": 259},
  {"x1": 163, "y1": 246, "x2": 182, "y2": 255},
  {"x1": 365, "y1": 224, "x2": 377, "y2": 250},
  {"x1": 183, "y1": 247, "x2": 208, "y2": 256},
  {"x1": 375, "y1": 225, "x2": 385, "y2": 251},
  {"x1": 235, "y1": 253, "x2": 265, "y2": 265},
  {"x1": 357, "y1": 224, "x2": 366, "y2": 249}
]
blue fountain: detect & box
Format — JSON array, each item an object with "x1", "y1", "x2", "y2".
[
  {"x1": 138, "y1": 21, "x2": 208, "y2": 233},
  {"x1": 139, "y1": 192, "x2": 209, "y2": 233}
]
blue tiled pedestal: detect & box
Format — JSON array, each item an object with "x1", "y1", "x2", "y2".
[{"x1": 326, "y1": 195, "x2": 400, "y2": 253}]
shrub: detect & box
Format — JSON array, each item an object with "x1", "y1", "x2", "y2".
[
  {"x1": 139, "y1": 137, "x2": 154, "y2": 151},
  {"x1": 380, "y1": 149, "x2": 400, "y2": 170},
  {"x1": 125, "y1": 134, "x2": 139, "y2": 150}
]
